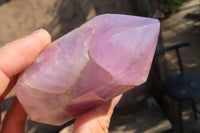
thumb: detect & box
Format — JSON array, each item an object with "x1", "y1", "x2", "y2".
[{"x1": 73, "y1": 95, "x2": 122, "y2": 133}]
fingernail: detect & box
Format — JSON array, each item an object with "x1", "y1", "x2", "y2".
[
  {"x1": 111, "y1": 94, "x2": 122, "y2": 108},
  {"x1": 31, "y1": 29, "x2": 52, "y2": 46}
]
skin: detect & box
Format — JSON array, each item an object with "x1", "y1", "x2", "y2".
[{"x1": 0, "y1": 29, "x2": 121, "y2": 133}]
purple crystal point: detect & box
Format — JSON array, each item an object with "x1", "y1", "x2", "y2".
[{"x1": 15, "y1": 14, "x2": 160, "y2": 125}]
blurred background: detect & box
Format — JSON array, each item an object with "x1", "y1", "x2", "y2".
[{"x1": 0, "y1": 0, "x2": 200, "y2": 133}]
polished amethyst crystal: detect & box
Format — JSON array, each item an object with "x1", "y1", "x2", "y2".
[{"x1": 15, "y1": 14, "x2": 160, "y2": 125}]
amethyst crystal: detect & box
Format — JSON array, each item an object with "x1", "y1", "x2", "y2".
[{"x1": 15, "y1": 14, "x2": 160, "y2": 125}]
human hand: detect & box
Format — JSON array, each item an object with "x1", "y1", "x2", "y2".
[
  {"x1": 0, "y1": 29, "x2": 121, "y2": 133},
  {"x1": 72, "y1": 95, "x2": 121, "y2": 133},
  {"x1": 0, "y1": 29, "x2": 51, "y2": 133}
]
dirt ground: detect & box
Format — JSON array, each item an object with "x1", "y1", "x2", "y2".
[
  {"x1": 161, "y1": 0, "x2": 200, "y2": 76},
  {"x1": 0, "y1": 0, "x2": 200, "y2": 133}
]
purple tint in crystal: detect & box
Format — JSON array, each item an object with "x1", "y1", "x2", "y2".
[{"x1": 15, "y1": 14, "x2": 160, "y2": 125}]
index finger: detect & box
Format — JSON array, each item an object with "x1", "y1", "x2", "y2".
[{"x1": 0, "y1": 29, "x2": 51, "y2": 78}]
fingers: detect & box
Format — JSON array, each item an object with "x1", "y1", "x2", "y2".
[
  {"x1": 0, "y1": 76, "x2": 18, "y2": 103},
  {"x1": 0, "y1": 71, "x2": 9, "y2": 97},
  {"x1": 0, "y1": 29, "x2": 51, "y2": 77},
  {"x1": 73, "y1": 95, "x2": 122, "y2": 133},
  {"x1": 1, "y1": 98, "x2": 27, "y2": 133},
  {"x1": 0, "y1": 29, "x2": 51, "y2": 131},
  {"x1": 0, "y1": 76, "x2": 18, "y2": 125}
]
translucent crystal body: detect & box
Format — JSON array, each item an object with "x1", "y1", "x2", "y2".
[{"x1": 15, "y1": 14, "x2": 160, "y2": 125}]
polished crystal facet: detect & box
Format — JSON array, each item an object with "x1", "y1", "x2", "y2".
[{"x1": 15, "y1": 14, "x2": 160, "y2": 125}]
